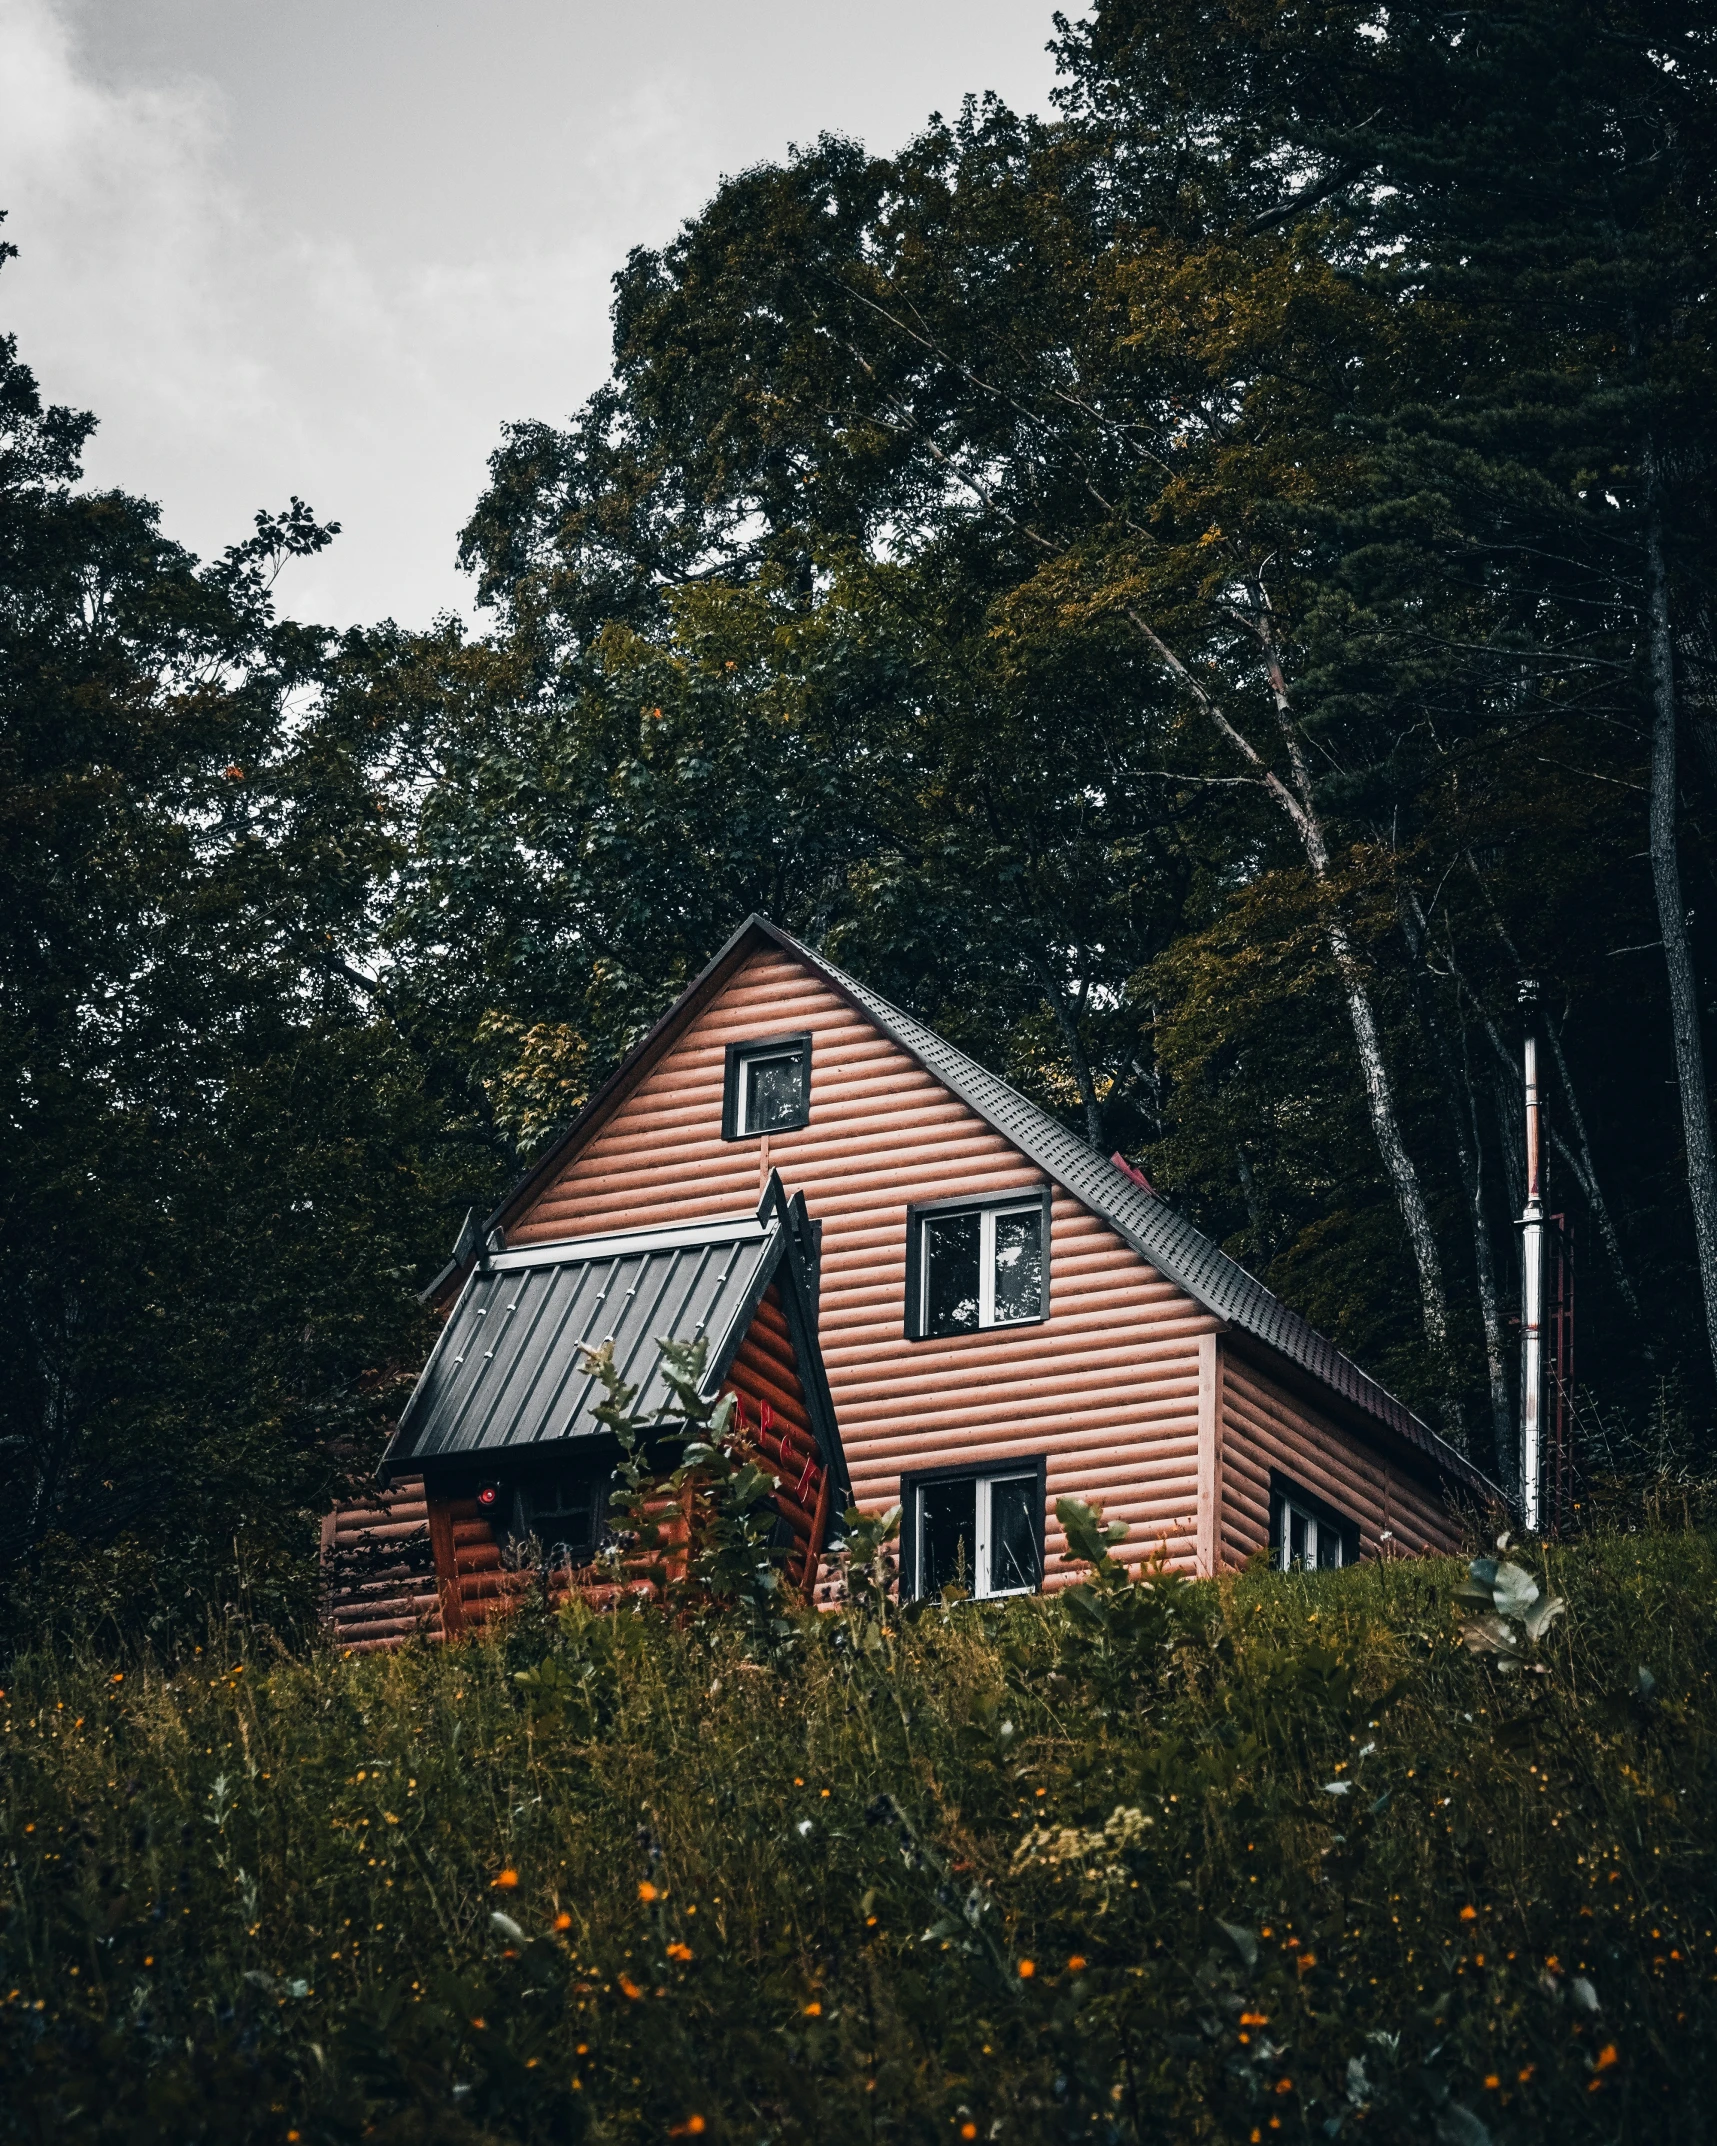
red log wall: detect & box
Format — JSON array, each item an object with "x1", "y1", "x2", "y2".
[
  {"x1": 513, "y1": 945, "x2": 1216, "y2": 1580},
  {"x1": 1218, "y1": 1347, "x2": 1463, "y2": 1567}
]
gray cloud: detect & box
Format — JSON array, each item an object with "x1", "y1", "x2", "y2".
[{"x1": 1, "y1": 0, "x2": 1057, "y2": 627}]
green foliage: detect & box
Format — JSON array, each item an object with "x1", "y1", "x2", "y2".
[
  {"x1": 0, "y1": 1528, "x2": 1711, "y2": 2139},
  {"x1": 828, "y1": 1503, "x2": 903, "y2": 1650},
  {"x1": 511, "y1": 1596, "x2": 622, "y2": 1739},
  {"x1": 1455, "y1": 1540, "x2": 1570, "y2": 1673},
  {"x1": 1043, "y1": 1496, "x2": 1213, "y2": 1723},
  {"x1": 0, "y1": 267, "x2": 508, "y2": 1642},
  {"x1": 581, "y1": 1336, "x2": 796, "y2": 1652}
]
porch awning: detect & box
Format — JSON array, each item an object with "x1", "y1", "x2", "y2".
[{"x1": 385, "y1": 1207, "x2": 783, "y2": 1476}]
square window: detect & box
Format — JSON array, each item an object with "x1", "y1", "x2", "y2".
[
  {"x1": 909, "y1": 1468, "x2": 1042, "y2": 1599},
  {"x1": 508, "y1": 1470, "x2": 609, "y2": 1566},
  {"x1": 917, "y1": 1198, "x2": 1044, "y2": 1335},
  {"x1": 722, "y1": 1034, "x2": 812, "y2": 1139}
]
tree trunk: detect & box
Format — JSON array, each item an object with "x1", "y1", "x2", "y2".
[
  {"x1": 1400, "y1": 897, "x2": 1510, "y2": 1465},
  {"x1": 1457, "y1": 1031, "x2": 1514, "y2": 1481},
  {"x1": 1323, "y1": 910, "x2": 1460, "y2": 1426},
  {"x1": 1028, "y1": 949, "x2": 1106, "y2": 1152},
  {"x1": 1645, "y1": 467, "x2": 1717, "y2": 1390},
  {"x1": 1123, "y1": 600, "x2": 1460, "y2": 1415}
]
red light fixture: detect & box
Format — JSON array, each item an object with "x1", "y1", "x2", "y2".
[{"x1": 476, "y1": 1483, "x2": 501, "y2": 1510}]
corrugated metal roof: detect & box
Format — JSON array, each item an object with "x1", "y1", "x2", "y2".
[
  {"x1": 389, "y1": 1211, "x2": 779, "y2": 1471},
  {"x1": 763, "y1": 923, "x2": 1493, "y2": 1499}
]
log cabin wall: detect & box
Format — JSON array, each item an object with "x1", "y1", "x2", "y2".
[
  {"x1": 428, "y1": 1494, "x2": 614, "y2": 1634},
  {"x1": 1218, "y1": 1345, "x2": 1463, "y2": 1568},
  {"x1": 510, "y1": 944, "x2": 1220, "y2": 1581},
  {"x1": 723, "y1": 1280, "x2": 831, "y2": 1595},
  {"x1": 322, "y1": 1479, "x2": 443, "y2": 1651}
]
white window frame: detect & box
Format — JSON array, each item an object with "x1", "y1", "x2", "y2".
[
  {"x1": 1278, "y1": 1491, "x2": 1345, "y2": 1572},
  {"x1": 914, "y1": 1469, "x2": 1040, "y2": 1599},
  {"x1": 921, "y1": 1201, "x2": 1043, "y2": 1333},
  {"x1": 737, "y1": 1045, "x2": 807, "y2": 1137}
]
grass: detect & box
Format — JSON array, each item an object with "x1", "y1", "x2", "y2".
[{"x1": 0, "y1": 1527, "x2": 1711, "y2": 2143}]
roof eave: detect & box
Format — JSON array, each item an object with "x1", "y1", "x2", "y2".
[{"x1": 1220, "y1": 1327, "x2": 1502, "y2": 1505}]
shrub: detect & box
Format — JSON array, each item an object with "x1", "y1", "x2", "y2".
[{"x1": 0, "y1": 1526, "x2": 1710, "y2": 2141}]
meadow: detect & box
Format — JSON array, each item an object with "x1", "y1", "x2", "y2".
[{"x1": 0, "y1": 1524, "x2": 1710, "y2": 2144}]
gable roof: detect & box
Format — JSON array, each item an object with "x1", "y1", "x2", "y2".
[
  {"x1": 388, "y1": 1171, "x2": 849, "y2": 1497},
  {"x1": 443, "y1": 914, "x2": 1493, "y2": 1501}
]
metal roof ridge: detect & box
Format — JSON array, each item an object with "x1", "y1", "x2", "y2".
[
  {"x1": 760, "y1": 921, "x2": 1490, "y2": 1496},
  {"x1": 486, "y1": 1211, "x2": 769, "y2": 1270}
]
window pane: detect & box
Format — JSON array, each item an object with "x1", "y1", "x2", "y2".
[
  {"x1": 1288, "y1": 1506, "x2": 1309, "y2": 1569},
  {"x1": 988, "y1": 1476, "x2": 1039, "y2": 1593},
  {"x1": 742, "y1": 1048, "x2": 807, "y2": 1133},
  {"x1": 525, "y1": 1473, "x2": 606, "y2": 1564},
  {"x1": 920, "y1": 1478, "x2": 977, "y2": 1596},
  {"x1": 991, "y1": 1207, "x2": 1043, "y2": 1324},
  {"x1": 1317, "y1": 1525, "x2": 1343, "y2": 1572},
  {"x1": 924, "y1": 1211, "x2": 981, "y2": 1335}
]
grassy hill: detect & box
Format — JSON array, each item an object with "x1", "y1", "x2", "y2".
[{"x1": 0, "y1": 1527, "x2": 1710, "y2": 2143}]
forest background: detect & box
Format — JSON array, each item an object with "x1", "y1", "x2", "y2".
[{"x1": 3, "y1": 0, "x2": 1716, "y2": 1638}]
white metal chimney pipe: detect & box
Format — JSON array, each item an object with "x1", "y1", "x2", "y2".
[{"x1": 1519, "y1": 979, "x2": 1544, "y2": 1532}]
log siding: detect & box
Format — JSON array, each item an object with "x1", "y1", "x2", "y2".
[
  {"x1": 517, "y1": 946, "x2": 1214, "y2": 1580},
  {"x1": 1218, "y1": 1346, "x2": 1462, "y2": 1568}
]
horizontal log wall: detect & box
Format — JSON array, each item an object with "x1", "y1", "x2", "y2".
[
  {"x1": 516, "y1": 946, "x2": 1216, "y2": 1580},
  {"x1": 723, "y1": 1280, "x2": 830, "y2": 1594},
  {"x1": 1219, "y1": 1347, "x2": 1461, "y2": 1567},
  {"x1": 322, "y1": 1478, "x2": 443, "y2": 1652},
  {"x1": 433, "y1": 1495, "x2": 618, "y2": 1631}
]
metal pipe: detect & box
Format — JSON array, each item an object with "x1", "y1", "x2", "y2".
[{"x1": 1519, "y1": 979, "x2": 1545, "y2": 1531}]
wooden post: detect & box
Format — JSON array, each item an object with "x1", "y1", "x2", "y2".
[
  {"x1": 427, "y1": 1496, "x2": 465, "y2": 1638},
  {"x1": 801, "y1": 1453, "x2": 833, "y2": 1599},
  {"x1": 1196, "y1": 1330, "x2": 1223, "y2": 1579}
]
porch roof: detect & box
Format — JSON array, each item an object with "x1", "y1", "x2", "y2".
[{"x1": 384, "y1": 1181, "x2": 827, "y2": 1481}]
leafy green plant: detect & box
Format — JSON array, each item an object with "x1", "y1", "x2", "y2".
[
  {"x1": 583, "y1": 1334, "x2": 796, "y2": 1650},
  {"x1": 1455, "y1": 1536, "x2": 1568, "y2": 1671},
  {"x1": 826, "y1": 1500, "x2": 902, "y2": 1668},
  {"x1": 512, "y1": 1591, "x2": 622, "y2": 1735},
  {"x1": 1045, "y1": 1493, "x2": 1212, "y2": 1717}
]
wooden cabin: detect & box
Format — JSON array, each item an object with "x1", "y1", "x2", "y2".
[{"x1": 325, "y1": 915, "x2": 1491, "y2": 1648}]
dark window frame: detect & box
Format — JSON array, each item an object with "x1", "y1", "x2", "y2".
[
  {"x1": 903, "y1": 1183, "x2": 1052, "y2": 1341},
  {"x1": 1268, "y1": 1470, "x2": 1360, "y2": 1570},
  {"x1": 721, "y1": 1031, "x2": 813, "y2": 1142},
  {"x1": 899, "y1": 1452, "x2": 1048, "y2": 1600},
  {"x1": 498, "y1": 1460, "x2": 614, "y2": 1567}
]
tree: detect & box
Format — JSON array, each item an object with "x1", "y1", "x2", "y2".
[{"x1": 0, "y1": 256, "x2": 498, "y2": 1632}]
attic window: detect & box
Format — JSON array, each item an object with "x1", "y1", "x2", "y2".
[
  {"x1": 722, "y1": 1033, "x2": 812, "y2": 1139},
  {"x1": 905, "y1": 1187, "x2": 1050, "y2": 1339}
]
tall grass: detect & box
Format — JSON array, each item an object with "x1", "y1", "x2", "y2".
[{"x1": 0, "y1": 1528, "x2": 1710, "y2": 2142}]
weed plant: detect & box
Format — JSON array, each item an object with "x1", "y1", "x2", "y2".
[{"x1": 0, "y1": 1527, "x2": 1710, "y2": 2143}]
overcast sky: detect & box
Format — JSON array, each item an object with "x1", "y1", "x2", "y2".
[{"x1": 1, "y1": 0, "x2": 1061, "y2": 629}]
